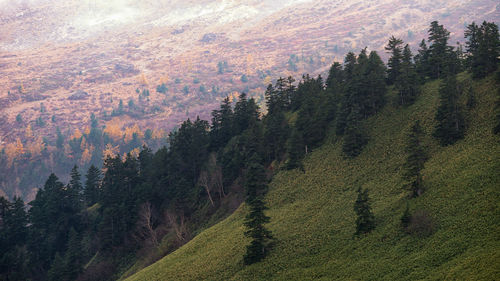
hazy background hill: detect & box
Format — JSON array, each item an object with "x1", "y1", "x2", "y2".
[{"x1": 0, "y1": 0, "x2": 499, "y2": 199}]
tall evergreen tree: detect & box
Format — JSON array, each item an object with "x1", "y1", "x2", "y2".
[
  {"x1": 63, "y1": 228, "x2": 82, "y2": 280},
  {"x1": 433, "y1": 74, "x2": 466, "y2": 145},
  {"x1": 465, "y1": 21, "x2": 500, "y2": 79},
  {"x1": 84, "y1": 165, "x2": 101, "y2": 207},
  {"x1": 385, "y1": 36, "x2": 404, "y2": 85},
  {"x1": 210, "y1": 97, "x2": 234, "y2": 150},
  {"x1": 403, "y1": 121, "x2": 427, "y2": 197},
  {"x1": 69, "y1": 165, "x2": 83, "y2": 205},
  {"x1": 427, "y1": 21, "x2": 455, "y2": 78},
  {"x1": 354, "y1": 187, "x2": 375, "y2": 235},
  {"x1": 396, "y1": 44, "x2": 420, "y2": 105},
  {"x1": 415, "y1": 39, "x2": 430, "y2": 81},
  {"x1": 243, "y1": 154, "x2": 273, "y2": 265}
]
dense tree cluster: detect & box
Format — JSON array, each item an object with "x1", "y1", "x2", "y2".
[{"x1": 0, "y1": 20, "x2": 498, "y2": 280}]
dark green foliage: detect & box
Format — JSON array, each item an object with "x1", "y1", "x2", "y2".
[
  {"x1": 233, "y1": 93, "x2": 260, "y2": 135},
  {"x1": 84, "y1": 165, "x2": 101, "y2": 207},
  {"x1": 241, "y1": 74, "x2": 248, "y2": 83},
  {"x1": 156, "y1": 83, "x2": 168, "y2": 93},
  {"x1": 0, "y1": 196, "x2": 28, "y2": 281},
  {"x1": 263, "y1": 110, "x2": 289, "y2": 162},
  {"x1": 403, "y1": 121, "x2": 427, "y2": 197},
  {"x1": 427, "y1": 21, "x2": 457, "y2": 78},
  {"x1": 36, "y1": 116, "x2": 46, "y2": 127},
  {"x1": 336, "y1": 49, "x2": 386, "y2": 136},
  {"x1": 433, "y1": 75, "x2": 466, "y2": 146},
  {"x1": 414, "y1": 39, "x2": 430, "y2": 81},
  {"x1": 465, "y1": 21, "x2": 500, "y2": 79},
  {"x1": 385, "y1": 36, "x2": 404, "y2": 85},
  {"x1": 265, "y1": 77, "x2": 294, "y2": 114},
  {"x1": 354, "y1": 187, "x2": 375, "y2": 235},
  {"x1": 210, "y1": 97, "x2": 234, "y2": 151},
  {"x1": 62, "y1": 228, "x2": 82, "y2": 280},
  {"x1": 16, "y1": 113, "x2": 22, "y2": 123},
  {"x1": 396, "y1": 44, "x2": 420, "y2": 106},
  {"x1": 243, "y1": 155, "x2": 273, "y2": 265},
  {"x1": 28, "y1": 173, "x2": 82, "y2": 274},
  {"x1": 47, "y1": 253, "x2": 65, "y2": 281}
]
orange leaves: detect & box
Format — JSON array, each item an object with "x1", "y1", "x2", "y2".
[
  {"x1": 26, "y1": 136, "x2": 44, "y2": 158},
  {"x1": 15, "y1": 138, "x2": 24, "y2": 155},
  {"x1": 25, "y1": 124, "x2": 33, "y2": 139},
  {"x1": 139, "y1": 73, "x2": 149, "y2": 85},
  {"x1": 103, "y1": 143, "x2": 119, "y2": 160},
  {"x1": 152, "y1": 128, "x2": 166, "y2": 140},
  {"x1": 104, "y1": 121, "x2": 123, "y2": 142},
  {"x1": 71, "y1": 128, "x2": 83, "y2": 140},
  {"x1": 124, "y1": 124, "x2": 144, "y2": 143},
  {"x1": 81, "y1": 145, "x2": 94, "y2": 165}
]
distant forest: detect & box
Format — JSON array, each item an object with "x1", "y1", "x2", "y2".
[{"x1": 0, "y1": 20, "x2": 499, "y2": 281}]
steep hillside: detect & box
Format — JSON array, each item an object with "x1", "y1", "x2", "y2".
[{"x1": 126, "y1": 74, "x2": 499, "y2": 280}]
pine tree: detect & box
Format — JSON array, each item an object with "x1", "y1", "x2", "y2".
[
  {"x1": 47, "y1": 253, "x2": 64, "y2": 281},
  {"x1": 84, "y1": 165, "x2": 101, "y2": 206},
  {"x1": 69, "y1": 165, "x2": 83, "y2": 205},
  {"x1": 427, "y1": 21, "x2": 454, "y2": 79},
  {"x1": 465, "y1": 21, "x2": 500, "y2": 79},
  {"x1": 403, "y1": 121, "x2": 427, "y2": 197},
  {"x1": 243, "y1": 154, "x2": 273, "y2": 265},
  {"x1": 396, "y1": 44, "x2": 420, "y2": 105},
  {"x1": 354, "y1": 187, "x2": 375, "y2": 235},
  {"x1": 385, "y1": 36, "x2": 404, "y2": 85},
  {"x1": 210, "y1": 97, "x2": 233, "y2": 150},
  {"x1": 415, "y1": 39, "x2": 430, "y2": 81},
  {"x1": 433, "y1": 75, "x2": 466, "y2": 146},
  {"x1": 63, "y1": 228, "x2": 82, "y2": 280}
]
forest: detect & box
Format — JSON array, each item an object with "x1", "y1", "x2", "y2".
[{"x1": 0, "y1": 20, "x2": 499, "y2": 281}]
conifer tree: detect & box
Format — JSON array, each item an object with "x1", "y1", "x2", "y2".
[
  {"x1": 427, "y1": 21, "x2": 454, "y2": 79},
  {"x1": 465, "y1": 21, "x2": 500, "y2": 79},
  {"x1": 396, "y1": 44, "x2": 420, "y2": 105},
  {"x1": 243, "y1": 154, "x2": 273, "y2": 265},
  {"x1": 433, "y1": 75, "x2": 466, "y2": 145},
  {"x1": 403, "y1": 121, "x2": 427, "y2": 197},
  {"x1": 414, "y1": 39, "x2": 430, "y2": 81},
  {"x1": 84, "y1": 165, "x2": 101, "y2": 207},
  {"x1": 69, "y1": 165, "x2": 83, "y2": 205},
  {"x1": 210, "y1": 97, "x2": 234, "y2": 150},
  {"x1": 47, "y1": 253, "x2": 64, "y2": 281},
  {"x1": 354, "y1": 187, "x2": 375, "y2": 235},
  {"x1": 63, "y1": 228, "x2": 82, "y2": 280},
  {"x1": 385, "y1": 36, "x2": 404, "y2": 85}
]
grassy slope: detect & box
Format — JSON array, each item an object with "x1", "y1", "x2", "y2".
[{"x1": 126, "y1": 74, "x2": 500, "y2": 281}]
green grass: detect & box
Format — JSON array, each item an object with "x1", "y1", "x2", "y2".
[{"x1": 126, "y1": 74, "x2": 500, "y2": 280}]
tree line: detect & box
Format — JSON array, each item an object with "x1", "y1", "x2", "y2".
[{"x1": 0, "y1": 20, "x2": 498, "y2": 280}]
